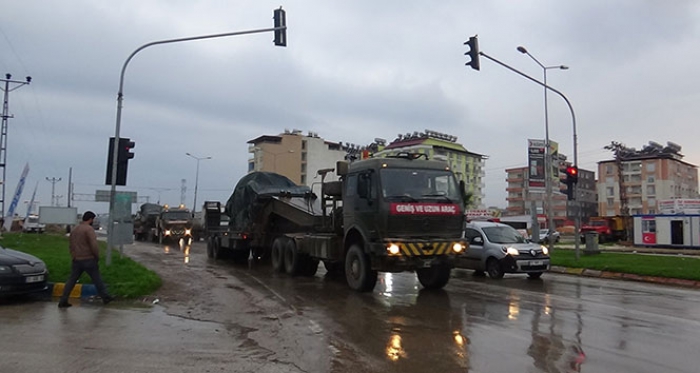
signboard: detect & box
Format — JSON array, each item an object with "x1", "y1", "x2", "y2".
[
  {"x1": 658, "y1": 199, "x2": 700, "y2": 214},
  {"x1": 38, "y1": 206, "x2": 78, "y2": 225},
  {"x1": 389, "y1": 203, "x2": 461, "y2": 215},
  {"x1": 95, "y1": 190, "x2": 137, "y2": 203},
  {"x1": 528, "y1": 139, "x2": 545, "y2": 192}
]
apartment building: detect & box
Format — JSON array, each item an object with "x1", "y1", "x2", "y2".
[
  {"x1": 247, "y1": 130, "x2": 347, "y2": 187},
  {"x1": 375, "y1": 130, "x2": 487, "y2": 208},
  {"x1": 597, "y1": 142, "x2": 698, "y2": 216}
]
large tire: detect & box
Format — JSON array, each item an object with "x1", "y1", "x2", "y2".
[
  {"x1": 284, "y1": 239, "x2": 301, "y2": 276},
  {"x1": 344, "y1": 244, "x2": 377, "y2": 292},
  {"x1": 416, "y1": 264, "x2": 451, "y2": 290},
  {"x1": 206, "y1": 237, "x2": 214, "y2": 258},
  {"x1": 212, "y1": 237, "x2": 224, "y2": 260},
  {"x1": 486, "y1": 258, "x2": 505, "y2": 279},
  {"x1": 271, "y1": 237, "x2": 286, "y2": 273}
]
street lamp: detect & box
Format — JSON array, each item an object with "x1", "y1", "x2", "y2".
[
  {"x1": 186, "y1": 153, "x2": 212, "y2": 214},
  {"x1": 517, "y1": 46, "x2": 568, "y2": 251}
]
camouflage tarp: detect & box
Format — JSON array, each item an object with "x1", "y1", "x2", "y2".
[{"x1": 224, "y1": 172, "x2": 310, "y2": 231}]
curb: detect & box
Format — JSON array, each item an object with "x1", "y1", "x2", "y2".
[
  {"x1": 48, "y1": 282, "x2": 98, "y2": 298},
  {"x1": 549, "y1": 266, "x2": 700, "y2": 289}
]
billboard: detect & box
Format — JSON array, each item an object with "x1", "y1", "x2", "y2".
[{"x1": 528, "y1": 139, "x2": 545, "y2": 192}]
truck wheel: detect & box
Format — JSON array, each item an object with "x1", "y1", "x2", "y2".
[
  {"x1": 271, "y1": 237, "x2": 286, "y2": 273},
  {"x1": 344, "y1": 244, "x2": 377, "y2": 292},
  {"x1": 417, "y1": 264, "x2": 451, "y2": 290},
  {"x1": 212, "y1": 238, "x2": 224, "y2": 260},
  {"x1": 284, "y1": 239, "x2": 301, "y2": 276},
  {"x1": 486, "y1": 258, "x2": 505, "y2": 279},
  {"x1": 206, "y1": 238, "x2": 214, "y2": 258}
]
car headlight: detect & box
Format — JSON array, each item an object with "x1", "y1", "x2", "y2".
[
  {"x1": 452, "y1": 243, "x2": 464, "y2": 253},
  {"x1": 0, "y1": 265, "x2": 13, "y2": 274},
  {"x1": 505, "y1": 247, "x2": 519, "y2": 256},
  {"x1": 541, "y1": 246, "x2": 549, "y2": 255}
]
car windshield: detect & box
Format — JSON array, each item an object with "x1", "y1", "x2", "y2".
[
  {"x1": 483, "y1": 226, "x2": 528, "y2": 244},
  {"x1": 380, "y1": 168, "x2": 461, "y2": 202}
]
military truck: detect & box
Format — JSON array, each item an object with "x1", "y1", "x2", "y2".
[
  {"x1": 133, "y1": 203, "x2": 162, "y2": 241},
  {"x1": 204, "y1": 153, "x2": 468, "y2": 292},
  {"x1": 156, "y1": 204, "x2": 194, "y2": 244}
]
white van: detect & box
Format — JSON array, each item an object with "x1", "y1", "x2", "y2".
[
  {"x1": 457, "y1": 220, "x2": 550, "y2": 279},
  {"x1": 23, "y1": 215, "x2": 45, "y2": 233}
]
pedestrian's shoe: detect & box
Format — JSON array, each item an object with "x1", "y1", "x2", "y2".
[
  {"x1": 102, "y1": 295, "x2": 115, "y2": 305},
  {"x1": 57, "y1": 301, "x2": 72, "y2": 308}
]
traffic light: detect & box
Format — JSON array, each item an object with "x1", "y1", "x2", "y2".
[
  {"x1": 464, "y1": 35, "x2": 480, "y2": 71},
  {"x1": 106, "y1": 137, "x2": 135, "y2": 186},
  {"x1": 565, "y1": 165, "x2": 578, "y2": 201},
  {"x1": 273, "y1": 7, "x2": 286, "y2": 47}
]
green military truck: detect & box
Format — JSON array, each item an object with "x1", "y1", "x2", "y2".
[
  {"x1": 133, "y1": 203, "x2": 162, "y2": 241},
  {"x1": 156, "y1": 204, "x2": 194, "y2": 244},
  {"x1": 205, "y1": 153, "x2": 468, "y2": 292}
]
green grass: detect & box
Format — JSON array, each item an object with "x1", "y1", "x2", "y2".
[
  {"x1": 550, "y1": 249, "x2": 700, "y2": 281},
  {"x1": 1, "y1": 232, "x2": 161, "y2": 298}
]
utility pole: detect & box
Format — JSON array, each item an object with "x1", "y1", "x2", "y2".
[
  {"x1": 0, "y1": 74, "x2": 31, "y2": 217},
  {"x1": 46, "y1": 177, "x2": 62, "y2": 206}
]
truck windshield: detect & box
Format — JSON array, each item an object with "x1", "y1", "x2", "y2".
[
  {"x1": 162, "y1": 211, "x2": 191, "y2": 221},
  {"x1": 380, "y1": 168, "x2": 461, "y2": 202},
  {"x1": 482, "y1": 226, "x2": 528, "y2": 244}
]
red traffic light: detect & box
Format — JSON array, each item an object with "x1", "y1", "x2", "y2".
[{"x1": 566, "y1": 166, "x2": 578, "y2": 176}]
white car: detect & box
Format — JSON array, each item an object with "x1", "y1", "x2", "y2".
[{"x1": 537, "y1": 229, "x2": 560, "y2": 244}]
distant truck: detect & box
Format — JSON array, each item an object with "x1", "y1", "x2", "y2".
[
  {"x1": 133, "y1": 203, "x2": 163, "y2": 241},
  {"x1": 204, "y1": 153, "x2": 469, "y2": 292},
  {"x1": 156, "y1": 204, "x2": 194, "y2": 244},
  {"x1": 580, "y1": 216, "x2": 628, "y2": 243},
  {"x1": 22, "y1": 214, "x2": 45, "y2": 233}
]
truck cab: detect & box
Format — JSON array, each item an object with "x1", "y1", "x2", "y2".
[{"x1": 157, "y1": 204, "x2": 194, "y2": 244}]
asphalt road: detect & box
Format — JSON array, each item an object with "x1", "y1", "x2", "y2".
[{"x1": 2, "y1": 239, "x2": 699, "y2": 373}]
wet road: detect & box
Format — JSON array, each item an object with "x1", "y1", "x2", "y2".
[{"x1": 3, "y1": 240, "x2": 700, "y2": 373}]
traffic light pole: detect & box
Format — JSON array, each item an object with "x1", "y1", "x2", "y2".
[
  {"x1": 106, "y1": 12, "x2": 287, "y2": 265},
  {"x1": 477, "y1": 52, "x2": 581, "y2": 259}
]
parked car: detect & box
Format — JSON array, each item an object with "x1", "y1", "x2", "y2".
[
  {"x1": 0, "y1": 246, "x2": 49, "y2": 296},
  {"x1": 457, "y1": 220, "x2": 550, "y2": 279},
  {"x1": 537, "y1": 229, "x2": 560, "y2": 244}
]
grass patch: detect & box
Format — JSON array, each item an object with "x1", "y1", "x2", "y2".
[
  {"x1": 1, "y1": 232, "x2": 161, "y2": 298},
  {"x1": 551, "y1": 249, "x2": 700, "y2": 281}
]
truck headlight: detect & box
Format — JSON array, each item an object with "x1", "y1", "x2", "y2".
[
  {"x1": 387, "y1": 243, "x2": 401, "y2": 255},
  {"x1": 452, "y1": 243, "x2": 464, "y2": 253},
  {"x1": 505, "y1": 247, "x2": 519, "y2": 256},
  {"x1": 185, "y1": 229, "x2": 192, "y2": 235},
  {"x1": 165, "y1": 230, "x2": 171, "y2": 236}
]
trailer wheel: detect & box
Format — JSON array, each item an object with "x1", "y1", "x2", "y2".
[
  {"x1": 417, "y1": 264, "x2": 451, "y2": 290},
  {"x1": 271, "y1": 237, "x2": 286, "y2": 273},
  {"x1": 345, "y1": 244, "x2": 377, "y2": 292},
  {"x1": 284, "y1": 239, "x2": 301, "y2": 276},
  {"x1": 212, "y1": 237, "x2": 224, "y2": 260}
]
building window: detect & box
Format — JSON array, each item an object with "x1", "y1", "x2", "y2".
[
  {"x1": 606, "y1": 209, "x2": 615, "y2": 216},
  {"x1": 646, "y1": 162, "x2": 656, "y2": 172},
  {"x1": 647, "y1": 176, "x2": 655, "y2": 183},
  {"x1": 606, "y1": 176, "x2": 615, "y2": 184},
  {"x1": 301, "y1": 152, "x2": 307, "y2": 162},
  {"x1": 647, "y1": 185, "x2": 656, "y2": 195},
  {"x1": 607, "y1": 187, "x2": 614, "y2": 197},
  {"x1": 301, "y1": 163, "x2": 307, "y2": 173},
  {"x1": 301, "y1": 175, "x2": 306, "y2": 184},
  {"x1": 606, "y1": 164, "x2": 613, "y2": 175},
  {"x1": 607, "y1": 198, "x2": 614, "y2": 206},
  {"x1": 301, "y1": 140, "x2": 307, "y2": 150}
]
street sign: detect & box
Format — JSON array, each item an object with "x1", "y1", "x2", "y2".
[{"x1": 95, "y1": 190, "x2": 137, "y2": 203}]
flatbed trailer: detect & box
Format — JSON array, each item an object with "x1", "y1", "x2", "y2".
[{"x1": 205, "y1": 155, "x2": 468, "y2": 292}]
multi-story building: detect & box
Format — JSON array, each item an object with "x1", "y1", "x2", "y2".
[
  {"x1": 247, "y1": 130, "x2": 347, "y2": 187},
  {"x1": 597, "y1": 141, "x2": 699, "y2": 216},
  {"x1": 376, "y1": 130, "x2": 487, "y2": 208},
  {"x1": 506, "y1": 162, "x2": 597, "y2": 226}
]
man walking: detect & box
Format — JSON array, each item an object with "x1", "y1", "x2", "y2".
[{"x1": 58, "y1": 211, "x2": 114, "y2": 308}]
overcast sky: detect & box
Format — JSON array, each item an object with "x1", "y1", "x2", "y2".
[{"x1": 1, "y1": 0, "x2": 699, "y2": 215}]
